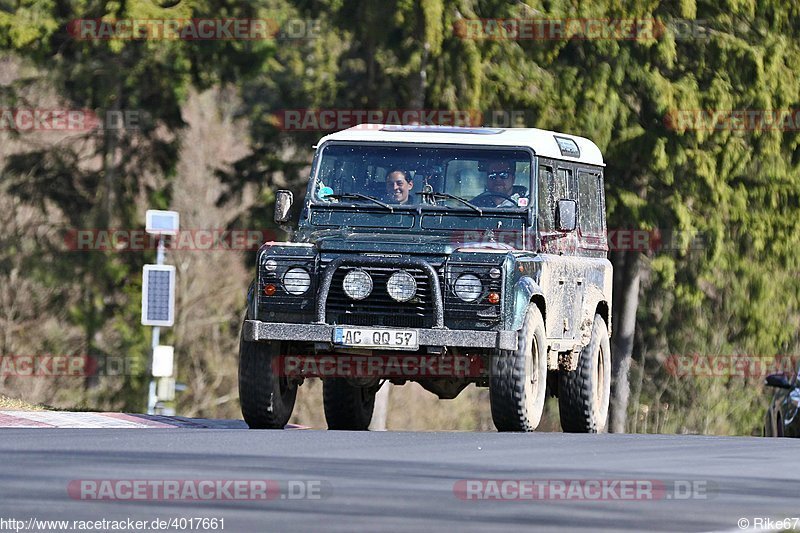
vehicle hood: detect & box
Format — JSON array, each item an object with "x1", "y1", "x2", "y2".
[{"x1": 304, "y1": 230, "x2": 516, "y2": 255}]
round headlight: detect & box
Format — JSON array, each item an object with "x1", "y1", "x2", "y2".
[
  {"x1": 343, "y1": 269, "x2": 372, "y2": 300},
  {"x1": 283, "y1": 267, "x2": 311, "y2": 295},
  {"x1": 387, "y1": 270, "x2": 417, "y2": 302},
  {"x1": 454, "y1": 274, "x2": 482, "y2": 302}
]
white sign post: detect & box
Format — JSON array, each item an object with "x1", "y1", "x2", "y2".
[{"x1": 143, "y1": 210, "x2": 179, "y2": 415}]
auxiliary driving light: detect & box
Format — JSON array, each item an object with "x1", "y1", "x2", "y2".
[
  {"x1": 282, "y1": 267, "x2": 311, "y2": 295},
  {"x1": 343, "y1": 269, "x2": 373, "y2": 300},
  {"x1": 387, "y1": 270, "x2": 417, "y2": 302},
  {"x1": 454, "y1": 274, "x2": 482, "y2": 302}
]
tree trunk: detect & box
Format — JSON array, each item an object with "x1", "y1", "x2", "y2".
[
  {"x1": 407, "y1": 3, "x2": 429, "y2": 111},
  {"x1": 609, "y1": 249, "x2": 641, "y2": 433},
  {"x1": 369, "y1": 383, "x2": 390, "y2": 430},
  {"x1": 407, "y1": 44, "x2": 428, "y2": 111}
]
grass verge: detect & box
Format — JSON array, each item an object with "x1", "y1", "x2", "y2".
[{"x1": 0, "y1": 394, "x2": 46, "y2": 411}]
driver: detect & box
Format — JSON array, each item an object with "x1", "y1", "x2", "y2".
[{"x1": 471, "y1": 161, "x2": 520, "y2": 207}]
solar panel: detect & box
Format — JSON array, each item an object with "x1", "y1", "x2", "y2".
[{"x1": 141, "y1": 265, "x2": 175, "y2": 326}]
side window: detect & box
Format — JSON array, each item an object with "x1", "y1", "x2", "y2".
[
  {"x1": 513, "y1": 161, "x2": 531, "y2": 198},
  {"x1": 578, "y1": 170, "x2": 602, "y2": 235},
  {"x1": 556, "y1": 167, "x2": 576, "y2": 200},
  {"x1": 537, "y1": 163, "x2": 554, "y2": 231}
]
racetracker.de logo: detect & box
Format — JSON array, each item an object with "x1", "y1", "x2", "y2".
[
  {"x1": 1, "y1": 108, "x2": 98, "y2": 132},
  {"x1": 0, "y1": 355, "x2": 89, "y2": 377},
  {"x1": 0, "y1": 108, "x2": 143, "y2": 132},
  {"x1": 67, "y1": 18, "x2": 321, "y2": 41},
  {"x1": 453, "y1": 479, "x2": 716, "y2": 501},
  {"x1": 453, "y1": 18, "x2": 709, "y2": 41},
  {"x1": 68, "y1": 18, "x2": 276, "y2": 40},
  {"x1": 0, "y1": 355, "x2": 143, "y2": 377},
  {"x1": 664, "y1": 354, "x2": 800, "y2": 378},
  {"x1": 452, "y1": 229, "x2": 706, "y2": 253},
  {"x1": 68, "y1": 479, "x2": 330, "y2": 500},
  {"x1": 665, "y1": 109, "x2": 800, "y2": 131},
  {"x1": 64, "y1": 229, "x2": 276, "y2": 252},
  {"x1": 272, "y1": 354, "x2": 484, "y2": 379},
  {"x1": 273, "y1": 109, "x2": 483, "y2": 131}
]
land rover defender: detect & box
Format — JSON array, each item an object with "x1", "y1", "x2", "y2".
[{"x1": 239, "y1": 124, "x2": 612, "y2": 432}]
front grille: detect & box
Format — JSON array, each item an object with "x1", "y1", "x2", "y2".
[{"x1": 326, "y1": 266, "x2": 433, "y2": 328}]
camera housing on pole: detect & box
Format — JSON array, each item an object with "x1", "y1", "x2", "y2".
[{"x1": 145, "y1": 209, "x2": 180, "y2": 236}]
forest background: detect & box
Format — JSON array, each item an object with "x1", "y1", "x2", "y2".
[{"x1": 1, "y1": 0, "x2": 798, "y2": 434}]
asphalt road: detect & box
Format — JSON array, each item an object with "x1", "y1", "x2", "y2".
[{"x1": 1, "y1": 430, "x2": 798, "y2": 532}]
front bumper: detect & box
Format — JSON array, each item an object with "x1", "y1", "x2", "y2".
[{"x1": 243, "y1": 320, "x2": 517, "y2": 351}]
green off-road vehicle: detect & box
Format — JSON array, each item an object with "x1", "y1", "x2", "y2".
[{"x1": 239, "y1": 124, "x2": 612, "y2": 432}]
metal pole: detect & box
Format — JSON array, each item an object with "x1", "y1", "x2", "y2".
[
  {"x1": 156, "y1": 234, "x2": 166, "y2": 265},
  {"x1": 147, "y1": 236, "x2": 166, "y2": 415},
  {"x1": 147, "y1": 326, "x2": 159, "y2": 415}
]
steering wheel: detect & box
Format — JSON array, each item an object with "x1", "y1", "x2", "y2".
[{"x1": 473, "y1": 191, "x2": 516, "y2": 204}]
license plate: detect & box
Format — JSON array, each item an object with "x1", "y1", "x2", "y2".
[{"x1": 333, "y1": 327, "x2": 419, "y2": 350}]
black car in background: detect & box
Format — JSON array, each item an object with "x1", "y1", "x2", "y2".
[{"x1": 764, "y1": 369, "x2": 800, "y2": 437}]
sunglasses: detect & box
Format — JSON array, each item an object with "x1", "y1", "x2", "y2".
[{"x1": 487, "y1": 171, "x2": 512, "y2": 180}]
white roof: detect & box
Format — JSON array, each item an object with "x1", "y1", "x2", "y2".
[{"x1": 317, "y1": 125, "x2": 604, "y2": 166}]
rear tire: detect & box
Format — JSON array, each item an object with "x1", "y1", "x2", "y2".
[
  {"x1": 323, "y1": 378, "x2": 379, "y2": 430},
  {"x1": 490, "y1": 304, "x2": 548, "y2": 432},
  {"x1": 558, "y1": 314, "x2": 611, "y2": 433},
  {"x1": 238, "y1": 326, "x2": 297, "y2": 429}
]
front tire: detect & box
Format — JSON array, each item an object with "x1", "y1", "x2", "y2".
[
  {"x1": 558, "y1": 314, "x2": 611, "y2": 433},
  {"x1": 323, "y1": 379, "x2": 380, "y2": 430},
  {"x1": 238, "y1": 326, "x2": 297, "y2": 429},
  {"x1": 490, "y1": 304, "x2": 548, "y2": 432}
]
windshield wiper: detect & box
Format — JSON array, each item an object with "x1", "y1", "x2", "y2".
[
  {"x1": 324, "y1": 193, "x2": 394, "y2": 212},
  {"x1": 416, "y1": 191, "x2": 483, "y2": 215}
]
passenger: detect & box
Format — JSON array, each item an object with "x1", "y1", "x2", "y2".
[{"x1": 385, "y1": 169, "x2": 415, "y2": 204}]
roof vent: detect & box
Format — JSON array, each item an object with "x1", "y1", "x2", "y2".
[{"x1": 554, "y1": 135, "x2": 580, "y2": 157}]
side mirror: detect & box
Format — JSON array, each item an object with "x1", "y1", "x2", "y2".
[
  {"x1": 556, "y1": 199, "x2": 577, "y2": 232},
  {"x1": 765, "y1": 373, "x2": 794, "y2": 390},
  {"x1": 274, "y1": 190, "x2": 293, "y2": 224}
]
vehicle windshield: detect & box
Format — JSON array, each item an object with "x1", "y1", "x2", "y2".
[{"x1": 312, "y1": 143, "x2": 532, "y2": 210}]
